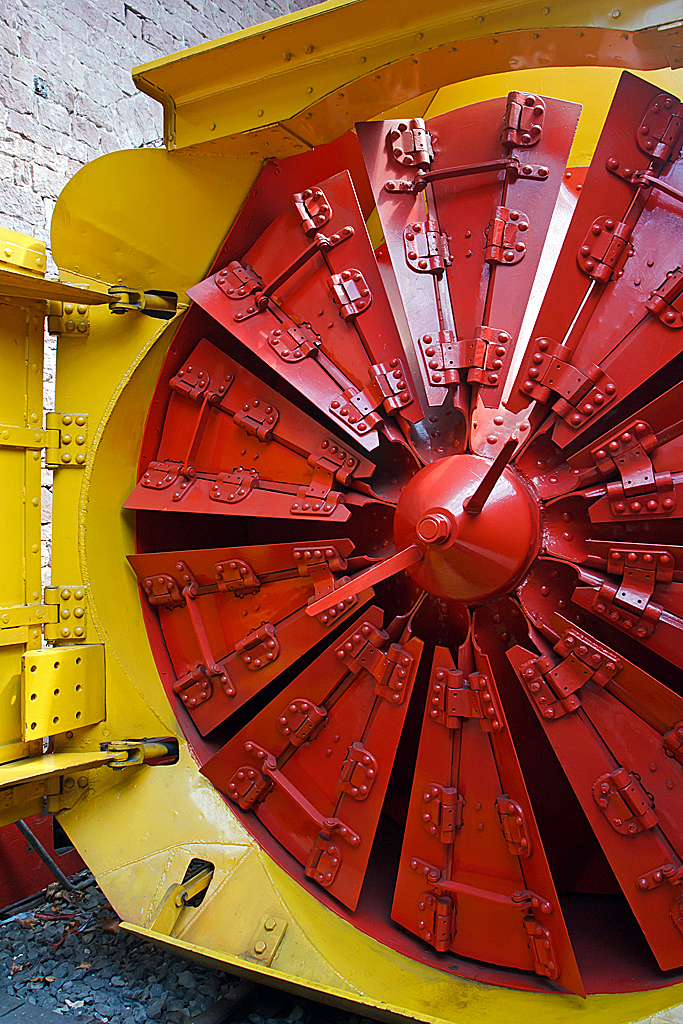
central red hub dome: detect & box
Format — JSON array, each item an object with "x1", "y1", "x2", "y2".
[{"x1": 394, "y1": 454, "x2": 539, "y2": 603}]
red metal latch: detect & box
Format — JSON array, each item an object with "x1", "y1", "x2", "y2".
[
  {"x1": 593, "y1": 767, "x2": 657, "y2": 834},
  {"x1": 235, "y1": 623, "x2": 280, "y2": 670},
  {"x1": 291, "y1": 442, "x2": 358, "y2": 517},
  {"x1": 330, "y1": 360, "x2": 414, "y2": 436},
  {"x1": 173, "y1": 666, "x2": 213, "y2": 709},
  {"x1": 485, "y1": 207, "x2": 529, "y2": 265},
  {"x1": 646, "y1": 267, "x2": 683, "y2": 328},
  {"x1": 591, "y1": 581, "x2": 663, "y2": 638},
  {"x1": 523, "y1": 916, "x2": 559, "y2": 981},
  {"x1": 233, "y1": 400, "x2": 279, "y2": 441},
  {"x1": 292, "y1": 186, "x2": 332, "y2": 236},
  {"x1": 664, "y1": 721, "x2": 683, "y2": 765},
  {"x1": 213, "y1": 558, "x2": 261, "y2": 596},
  {"x1": 418, "y1": 331, "x2": 458, "y2": 388},
  {"x1": 294, "y1": 543, "x2": 350, "y2": 605},
  {"x1": 339, "y1": 742, "x2": 378, "y2": 800},
  {"x1": 211, "y1": 468, "x2": 259, "y2": 504},
  {"x1": 590, "y1": 418, "x2": 677, "y2": 517},
  {"x1": 637, "y1": 94, "x2": 683, "y2": 161},
  {"x1": 403, "y1": 220, "x2": 452, "y2": 274},
  {"x1": 501, "y1": 92, "x2": 545, "y2": 148},
  {"x1": 214, "y1": 260, "x2": 262, "y2": 299},
  {"x1": 328, "y1": 269, "x2": 372, "y2": 319},
  {"x1": 268, "y1": 322, "x2": 322, "y2": 362},
  {"x1": 335, "y1": 621, "x2": 413, "y2": 705},
  {"x1": 277, "y1": 698, "x2": 327, "y2": 747},
  {"x1": 226, "y1": 764, "x2": 273, "y2": 810},
  {"x1": 422, "y1": 784, "x2": 464, "y2": 843},
  {"x1": 578, "y1": 217, "x2": 634, "y2": 283},
  {"x1": 416, "y1": 891, "x2": 456, "y2": 951},
  {"x1": 519, "y1": 337, "x2": 617, "y2": 429},
  {"x1": 462, "y1": 326, "x2": 512, "y2": 387},
  {"x1": 516, "y1": 629, "x2": 621, "y2": 720},
  {"x1": 429, "y1": 665, "x2": 503, "y2": 731},
  {"x1": 170, "y1": 364, "x2": 210, "y2": 400},
  {"x1": 305, "y1": 834, "x2": 343, "y2": 888},
  {"x1": 388, "y1": 118, "x2": 434, "y2": 169},
  {"x1": 496, "y1": 796, "x2": 532, "y2": 858},
  {"x1": 141, "y1": 572, "x2": 185, "y2": 607}
]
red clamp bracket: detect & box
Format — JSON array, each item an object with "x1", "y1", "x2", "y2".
[
  {"x1": 496, "y1": 796, "x2": 532, "y2": 859},
  {"x1": 404, "y1": 220, "x2": 452, "y2": 274},
  {"x1": 291, "y1": 442, "x2": 358, "y2": 518},
  {"x1": 515, "y1": 629, "x2": 621, "y2": 720},
  {"x1": 335, "y1": 621, "x2": 413, "y2": 705},
  {"x1": 519, "y1": 337, "x2": 617, "y2": 429},
  {"x1": 292, "y1": 186, "x2": 332, "y2": 236},
  {"x1": 416, "y1": 891, "x2": 456, "y2": 952},
  {"x1": 421, "y1": 784, "x2": 464, "y2": 844},
  {"x1": 214, "y1": 260, "x2": 262, "y2": 299},
  {"x1": 636, "y1": 94, "x2": 683, "y2": 161},
  {"x1": 169, "y1": 364, "x2": 210, "y2": 401},
  {"x1": 418, "y1": 331, "x2": 459, "y2": 388},
  {"x1": 233, "y1": 400, "x2": 279, "y2": 442},
  {"x1": 305, "y1": 834, "x2": 343, "y2": 888},
  {"x1": 593, "y1": 767, "x2": 657, "y2": 834},
  {"x1": 225, "y1": 763, "x2": 273, "y2": 810},
  {"x1": 277, "y1": 698, "x2": 328, "y2": 747},
  {"x1": 663, "y1": 721, "x2": 683, "y2": 765},
  {"x1": 328, "y1": 269, "x2": 372, "y2": 319},
  {"x1": 268, "y1": 322, "x2": 321, "y2": 362},
  {"x1": 485, "y1": 207, "x2": 529, "y2": 265},
  {"x1": 501, "y1": 91, "x2": 545, "y2": 148},
  {"x1": 523, "y1": 916, "x2": 559, "y2": 981},
  {"x1": 578, "y1": 217, "x2": 634, "y2": 283},
  {"x1": 329, "y1": 360, "x2": 414, "y2": 437},
  {"x1": 636, "y1": 858, "x2": 683, "y2": 891},
  {"x1": 339, "y1": 742, "x2": 378, "y2": 800},
  {"x1": 591, "y1": 419, "x2": 677, "y2": 517},
  {"x1": 429, "y1": 664, "x2": 504, "y2": 732},
  {"x1": 235, "y1": 623, "x2": 280, "y2": 670},
  {"x1": 646, "y1": 267, "x2": 683, "y2": 329},
  {"x1": 461, "y1": 326, "x2": 512, "y2": 387},
  {"x1": 210, "y1": 468, "x2": 259, "y2": 505},
  {"x1": 213, "y1": 558, "x2": 261, "y2": 596},
  {"x1": 591, "y1": 580, "x2": 663, "y2": 638},
  {"x1": 141, "y1": 572, "x2": 185, "y2": 607},
  {"x1": 293, "y1": 543, "x2": 350, "y2": 603},
  {"x1": 141, "y1": 460, "x2": 195, "y2": 504},
  {"x1": 388, "y1": 118, "x2": 434, "y2": 169},
  {"x1": 173, "y1": 665, "x2": 214, "y2": 709}
]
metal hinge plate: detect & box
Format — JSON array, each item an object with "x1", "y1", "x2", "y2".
[
  {"x1": 21, "y1": 644, "x2": 104, "y2": 741},
  {"x1": 47, "y1": 300, "x2": 90, "y2": 336},
  {"x1": 501, "y1": 92, "x2": 545, "y2": 148},
  {"x1": 45, "y1": 412, "x2": 88, "y2": 468},
  {"x1": 593, "y1": 767, "x2": 657, "y2": 834},
  {"x1": 403, "y1": 220, "x2": 451, "y2": 274},
  {"x1": 43, "y1": 585, "x2": 88, "y2": 641},
  {"x1": 485, "y1": 207, "x2": 529, "y2": 265}
]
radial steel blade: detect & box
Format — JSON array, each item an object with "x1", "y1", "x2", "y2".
[
  {"x1": 508, "y1": 73, "x2": 683, "y2": 448},
  {"x1": 187, "y1": 170, "x2": 423, "y2": 450},
  {"x1": 508, "y1": 636, "x2": 683, "y2": 971},
  {"x1": 202, "y1": 607, "x2": 423, "y2": 910},
  {"x1": 129, "y1": 541, "x2": 373, "y2": 736},
  {"x1": 124, "y1": 337, "x2": 379, "y2": 523}
]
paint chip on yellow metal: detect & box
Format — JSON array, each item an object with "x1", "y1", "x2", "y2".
[{"x1": 21, "y1": 644, "x2": 105, "y2": 741}]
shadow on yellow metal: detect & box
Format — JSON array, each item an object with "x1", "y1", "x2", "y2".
[{"x1": 3, "y1": 0, "x2": 683, "y2": 1021}]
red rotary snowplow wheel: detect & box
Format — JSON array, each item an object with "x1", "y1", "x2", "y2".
[{"x1": 126, "y1": 72, "x2": 683, "y2": 999}]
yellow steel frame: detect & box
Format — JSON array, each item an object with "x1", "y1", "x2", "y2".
[{"x1": 2, "y1": 1, "x2": 683, "y2": 1021}]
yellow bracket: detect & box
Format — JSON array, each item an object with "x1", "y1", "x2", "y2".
[
  {"x1": 0, "y1": 750, "x2": 114, "y2": 828},
  {"x1": 100, "y1": 737, "x2": 179, "y2": 769},
  {"x1": 22, "y1": 644, "x2": 105, "y2": 741},
  {"x1": 48, "y1": 301, "x2": 90, "y2": 337},
  {"x1": 148, "y1": 865, "x2": 215, "y2": 936},
  {"x1": 241, "y1": 916, "x2": 287, "y2": 967},
  {"x1": 44, "y1": 585, "x2": 88, "y2": 640},
  {"x1": 45, "y1": 414, "x2": 88, "y2": 469},
  {"x1": 0, "y1": 425, "x2": 49, "y2": 450}
]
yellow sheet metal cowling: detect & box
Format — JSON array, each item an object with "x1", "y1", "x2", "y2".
[{"x1": 3, "y1": 0, "x2": 683, "y2": 1021}]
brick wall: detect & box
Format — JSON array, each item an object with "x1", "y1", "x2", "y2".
[{"x1": 0, "y1": 0, "x2": 321, "y2": 579}]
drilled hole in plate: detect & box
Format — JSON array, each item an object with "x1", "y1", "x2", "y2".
[
  {"x1": 75, "y1": 711, "x2": 81, "y2": 719},
  {"x1": 75, "y1": 684, "x2": 82, "y2": 692},
  {"x1": 75, "y1": 657, "x2": 81, "y2": 665},
  {"x1": 53, "y1": 661, "x2": 60, "y2": 669},
  {"x1": 30, "y1": 665, "x2": 37, "y2": 673},
  {"x1": 30, "y1": 693, "x2": 37, "y2": 701},
  {"x1": 53, "y1": 688, "x2": 60, "y2": 696}
]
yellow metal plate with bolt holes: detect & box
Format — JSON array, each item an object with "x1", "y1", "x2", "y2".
[
  {"x1": 242, "y1": 916, "x2": 288, "y2": 967},
  {"x1": 0, "y1": 226, "x2": 46, "y2": 277},
  {"x1": 22, "y1": 644, "x2": 105, "y2": 741}
]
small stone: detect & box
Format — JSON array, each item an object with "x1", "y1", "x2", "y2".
[
  {"x1": 177, "y1": 970, "x2": 195, "y2": 989},
  {"x1": 146, "y1": 998, "x2": 164, "y2": 1020},
  {"x1": 249, "y1": 1014, "x2": 265, "y2": 1024}
]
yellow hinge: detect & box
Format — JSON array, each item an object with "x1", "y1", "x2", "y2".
[
  {"x1": 47, "y1": 300, "x2": 90, "y2": 337},
  {"x1": 45, "y1": 412, "x2": 88, "y2": 468},
  {"x1": 0, "y1": 226, "x2": 46, "y2": 278},
  {"x1": 44, "y1": 585, "x2": 88, "y2": 641}
]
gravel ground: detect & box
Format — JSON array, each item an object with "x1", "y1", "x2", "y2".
[{"x1": 0, "y1": 873, "x2": 367, "y2": 1024}]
